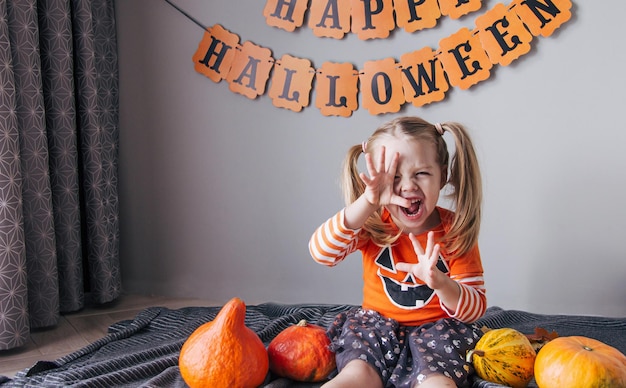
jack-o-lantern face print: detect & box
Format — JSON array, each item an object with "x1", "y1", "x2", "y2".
[{"x1": 375, "y1": 246, "x2": 449, "y2": 309}]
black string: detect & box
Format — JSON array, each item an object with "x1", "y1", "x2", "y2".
[{"x1": 163, "y1": 0, "x2": 209, "y2": 31}]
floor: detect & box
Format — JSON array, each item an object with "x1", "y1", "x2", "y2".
[{"x1": 0, "y1": 294, "x2": 216, "y2": 379}]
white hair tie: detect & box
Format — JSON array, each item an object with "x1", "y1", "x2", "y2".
[{"x1": 434, "y1": 123, "x2": 444, "y2": 136}]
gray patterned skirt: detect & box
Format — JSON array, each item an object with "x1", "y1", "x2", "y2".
[{"x1": 327, "y1": 307, "x2": 484, "y2": 387}]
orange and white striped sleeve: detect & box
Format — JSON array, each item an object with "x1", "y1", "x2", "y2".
[
  {"x1": 439, "y1": 242, "x2": 487, "y2": 323},
  {"x1": 309, "y1": 209, "x2": 361, "y2": 267},
  {"x1": 443, "y1": 275, "x2": 487, "y2": 323}
]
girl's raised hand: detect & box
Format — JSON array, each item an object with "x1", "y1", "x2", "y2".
[
  {"x1": 395, "y1": 231, "x2": 445, "y2": 290},
  {"x1": 360, "y1": 146, "x2": 410, "y2": 208}
]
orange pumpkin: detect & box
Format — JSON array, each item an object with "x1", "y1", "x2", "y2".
[
  {"x1": 534, "y1": 336, "x2": 626, "y2": 388},
  {"x1": 178, "y1": 297, "x2": 269, "y2": 388},
  {"x1": 267, "y1": 319, "x2": 336, "y2": 382},
  {"x1": 467, "y1": 328, "x2": 536, "y2": 388}
]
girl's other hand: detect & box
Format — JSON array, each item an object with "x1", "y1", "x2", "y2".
[{"x1": 396, "y1": 231, "x2": 444, "y2": 290}]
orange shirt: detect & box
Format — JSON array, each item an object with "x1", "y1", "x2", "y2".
[{"x1": 309, "y1": 207, "x2": 486, "y2": 326}]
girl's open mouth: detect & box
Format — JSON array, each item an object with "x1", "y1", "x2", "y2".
[{"x1": 401, "y1": 199, "x2": 421, "y2": 216}]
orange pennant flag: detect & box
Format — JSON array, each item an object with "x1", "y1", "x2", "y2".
[
  {"x1": 315, "y1": 62, "x2": 359, "y2": 117},
  {"x1": 360, "y1": 57, "x2": 404, "y2": 115},
  {"x1": 511, "y1": 0, "x2": 572, "y2": 37},
  {"x1": 438, "y1": 27, "x2": 492, "y2": 90},
  {"x1": 400, "y1": 47, "x2": 449, "y2": 107},
  {"x1": 193, "y1": 24, "x2": 240, "y2": 83},
  {"x1": 475, "y1": 3, "x2": 533, "y2": 66},
  {"x1": 227, "y1": 41, "x2": 274, "y2": 99},
  {"x1": 351, "y1": 0, "x2": 396, "y2": 40},
  {"x1": 268, "y1": 54, "x2": 315, "y2": 112},
  {"x1": 394, "y1": 0, "x2": 441, "y2": 33},
  {"x1": 438, "y1": 0, "x2": 482, "y2": 20},
  {"x1": 309, "y1": 0, "x2": 352, "y2": 39},
  {"x1": 263, "y1": 0, "x2": 308, "y2": 32}
]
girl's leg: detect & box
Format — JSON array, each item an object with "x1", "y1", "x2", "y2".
[
  {"x1": 322, "y1": 359, "x2": 383, "y2": 388},
  {"x1": 404, "y1": 319, "x2": 483, "y2": 387},
  {"x1": 414, "y1": 374, "x2": 456, "y2": 387}
]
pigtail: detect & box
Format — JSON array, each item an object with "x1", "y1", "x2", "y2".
[
  {"x1": 440, "y1": 122, "x2": 483, "y2": 258},
  {"x1": 341, "y1": 144, "x2": 366, "y2": 206}
]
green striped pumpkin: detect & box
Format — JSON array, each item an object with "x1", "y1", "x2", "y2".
[{"x1": 467, "y1": 328, "x2": 536, "y2": 388}]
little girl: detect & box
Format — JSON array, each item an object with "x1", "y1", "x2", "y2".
[{"x1": 309, "y1": 116, "x2": 487, "y2": 387}]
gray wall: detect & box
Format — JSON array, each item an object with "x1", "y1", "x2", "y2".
[{"x1": 115, "y1": 1, "x2": 626, "y2": 316}]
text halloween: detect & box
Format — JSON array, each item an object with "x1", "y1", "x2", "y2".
[{"x1": 193, "y1": 0, "x2": 572, "y2": 117}]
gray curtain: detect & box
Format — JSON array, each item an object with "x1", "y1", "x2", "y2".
[{"x1": 0, "y1": 0, "x2": 120, "y2": 350}]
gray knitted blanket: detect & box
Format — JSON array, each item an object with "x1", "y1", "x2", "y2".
[{"x1": 1, "y1": 304, "x2": 625, "y2": 388}]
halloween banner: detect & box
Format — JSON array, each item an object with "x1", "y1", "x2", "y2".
[{"x1": 191, "y1": 0, "x2": 572, "y2": 117}]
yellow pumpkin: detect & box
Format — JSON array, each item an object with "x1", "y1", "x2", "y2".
[
  {"x1": 467, "y1": 328, "x2": 536, "y2": 388},
  {"x1": 534, "y1": 336, "x2": 626, "y2": 388},
  {"x1": 178, "y1": 297, "x2": 269, "y2": 388}
]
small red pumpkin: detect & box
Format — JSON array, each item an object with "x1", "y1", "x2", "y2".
[{"x1": 267, "y1": 319, "x2": 336, "y2": 382}]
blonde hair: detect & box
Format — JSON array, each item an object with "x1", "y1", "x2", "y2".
[{"x1": 341, "y1": 116, "x2": 482, "y2": 258}]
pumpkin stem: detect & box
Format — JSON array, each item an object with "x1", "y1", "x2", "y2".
[
  {"x1": 297, "y1": 319, "x2": 308, "y2": 327},
  {"x1": 465, "y1": 349, "x2": 485, "y2": 362}
]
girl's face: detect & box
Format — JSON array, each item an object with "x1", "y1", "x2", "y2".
[{"x1": 380, "y1": 135, "x2": 446, "y2": 235}]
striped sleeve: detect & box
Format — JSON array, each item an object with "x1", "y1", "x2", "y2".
[
  {"x1": 309, "y1": 209, "x2": 361, "y2": 267},
  {"x1": 442, "y1": 274, "x2": 487, "y2": 323}
]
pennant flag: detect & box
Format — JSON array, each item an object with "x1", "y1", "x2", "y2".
[
  {"x1": 360, "y1": 57, "x2": 404, "y2": 115},
  {"x1": 315, "y1": 62, "x2": 359, "y2": 117},
  {"x1": 400, "y1": 47, "x2": 449, "y2": 107},
  {"x1": 227, "y1": 41, "x2": 274, "y2": 99},
  {"x1": 309, "y1": 0, "x2": 352, "y2": 39},
  {"x1": 438, "y1": 27, "x2": 493, "y2": 90},
  {"x1": 511, "y1": 0, "x2": 572, "y2": 37},
  {"x1": 439, "y1": 0, "x2": 483, "y2": 20},
  {"x1": 350, "y1": 0, "x2": 396, "y2": 40},
  {"x1": 475, "y1": 3, "x2": 533, "y2": 66},
  {"x1": 394, "y1": 0, "x2": 441, "y2": 33},
  {"x1": 268, "y1": 54, "x2": 315, "y2": 112},
  {"x1": 193, "y1": 24, "x2": 240, "y2": 83},
  {"x1": 263, "y1": 0, "x2": 308, "y2": 32}
]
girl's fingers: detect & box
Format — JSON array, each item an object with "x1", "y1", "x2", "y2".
[
  {"x1": 424, "y1": 231, "x2": 435, "y2": 257},
  {"x1": 360, "y1": 172, "x2": 372, "y2": 185},
  {"x1": 410, "y1": 232, "x2": 440, "y2": 269},
  {"x1": 364, "y1": 153, "x2": 376, "y2": 176},
  {"x1": 391, "y1": 195, "x2": 412, "y2": 209},
  {"x1": 377, "y1": 146, "x2": 386, "y2": 172},
  {"x1": 388, "y1": 151, "x2": 400, "y2": 174},
  {"x1": 430, "y1": 244, "x2": 441, "y2": 269},
  {"x1": 395, "y1": 262, "x2": 413, "y2": 272},
  {"x1": 409, "y1": 233, "x2": 425, "y2": 256}
]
